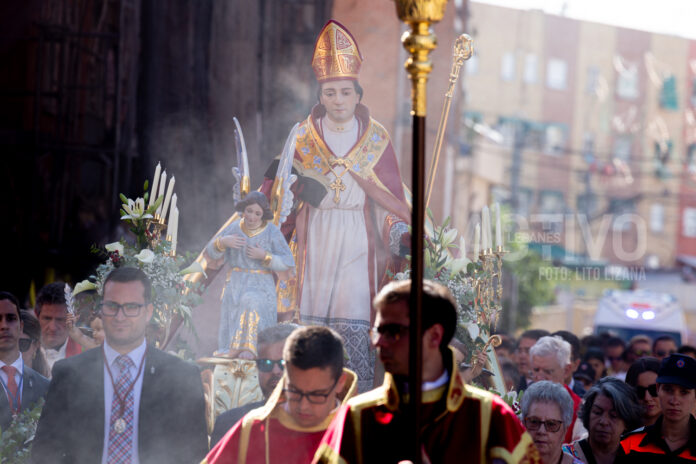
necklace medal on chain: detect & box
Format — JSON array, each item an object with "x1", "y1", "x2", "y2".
[
  {"x1": 114, "y1": 417, "x2": 127, "y2": 434},
  {"x1": 103, "y1": 347, "x2": 147, "y2": 435}
]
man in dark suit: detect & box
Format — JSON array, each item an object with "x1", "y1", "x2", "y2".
[
  {"x1": 0, "y1": 291, "x2": 49, "y2": 431},
  {"x1": 31, "y1": 267, "x2": 208, "y2": 463}
]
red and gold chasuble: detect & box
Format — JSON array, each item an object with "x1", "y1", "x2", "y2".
[
  {"x1": 313, "y1": 351, "x2": 541, "y2": 464},
  {"x1": 202, "y1": 369, "x2": 357, "y2": 464}
]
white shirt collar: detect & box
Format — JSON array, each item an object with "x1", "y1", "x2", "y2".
[
  {"x1": 423, "y1": 369, "x2": 449, "y2": 391},
  {"x1": 103, "y1": 339, "x2": 147, "y2": 369},
  {"x1": 0, "y1": 354, "x2": 23, "y2": 373}
]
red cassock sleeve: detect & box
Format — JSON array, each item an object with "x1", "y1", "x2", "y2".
[{"x1": 203, "y1": 419, "x2": 243, "y2": 464}]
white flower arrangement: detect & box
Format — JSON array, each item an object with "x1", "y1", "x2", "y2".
[{"x1": 82, "y1": 181, "x2": 205, "y2": 341}]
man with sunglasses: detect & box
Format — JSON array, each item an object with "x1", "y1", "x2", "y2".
[
  {"x1": 0, "y1": 291, "x2": 49, "y2": 431},
  {"x1": 32, "y1": 267, "x2": 208, "y2": 464},
  {"x1": 204, "y1": 326, "x2": 357, "y2": 464},
  {"x1": 652, "y1": 335, "x2": 678, "y2": 362},
  {"x1": 618, "y1": 353, "x2": 696, "y2": 463},
  {"x1": 210, "y1": 323, "x2": 298, "y2": 447},
  {"x1": 314, "y1": 279, "x2": 540, "y2": 464}
]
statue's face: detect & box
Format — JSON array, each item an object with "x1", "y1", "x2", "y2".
[
  {"x1": 243, "y1": 203, "x2": 264, "y2": 229},
  {"x1": 319, "y1": 80, "x2": 359, "y2": 124}
]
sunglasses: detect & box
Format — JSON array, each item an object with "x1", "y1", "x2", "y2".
[
  {"x1": 369, "y1": 323, "x2": 409, "y2": 344},
  {"x1": 524, "y1": 417, "x2": 563, "y2": 433},
  {"x1": 19, "y1": 338, "x2": 33, "y2": 353},
  {"x1": 636, "y1": 384, "x2": 658, "y2": 398},
  {"x1": 655, "y1": 350, "x2": 675, "y2": 358},
  {"x1": 255, "y1": 359, "x2": 285, "y2": 373}
]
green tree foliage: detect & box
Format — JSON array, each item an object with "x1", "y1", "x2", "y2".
[{"x1": 502, "y1": 240, "x2": 555, "y2": 331}]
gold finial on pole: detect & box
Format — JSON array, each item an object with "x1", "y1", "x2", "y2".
[
  {"x1": 425, "y1": 34, "x2": 473, "y2": 207},
  {"x1": 395, "y1": 1, "x2": 447, "y2": 116}
]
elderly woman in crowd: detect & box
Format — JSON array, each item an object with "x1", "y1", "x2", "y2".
[
  {"x1": 563, "y1": 377, "x2": 642, "y2": 464},
  {"x1": 624, "y1": 357, "x2": 662, "y2": 426},
  {"x1": 521, "y1": 380, "x2": 582, "y2": 464}
]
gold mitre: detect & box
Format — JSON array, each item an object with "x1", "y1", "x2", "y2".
[{"x1": 312, "y1": 20, "x2": 363, "y2": 83}]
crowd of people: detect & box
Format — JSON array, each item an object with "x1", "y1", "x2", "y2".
[
  {"x1": 1, "y1": 269, "x2": 695, "y2": 463},
  {"x1": 2, "y1": 17, "x2": 695, "y2": 464}
]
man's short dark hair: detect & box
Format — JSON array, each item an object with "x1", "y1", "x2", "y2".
[
  {"x1": 258, "y1": 323, "x2": 299, "y2": 348},
  {"x1": 20, "y1": 309, "x2": 41, "y2": 340},
  {"x1": 317, "y1": 80, "x2": 364, "y2": 102},
  {"x1": 0, "y1": 291, "x2": 21, "y2": 318},
  {"x1": 35, "y1": 282, "x2": 67, "y2": 315},
  {"x1": 496, "y1": 335, "x2": 516, "y2": 354},
  {"x1": 677, "y1": 345, "x2": 696, "y2": 358},
  {"x1": 372, "y1": 279, "x2": 457, "y2": 354},
  {"x1": 553, "y1": 330, "x2": 581, "y2": 362},
  {"x1": 652, "y1": 335, "x2": 677, "y2": 353},
  {"x1": 104, "y1": 267, "x2": 152, "y2": 302},
  {"x1": 518, "y1": 329, "x2": 550, "y2": 347},
  {"x1": 606, "y1": 336, "x2": 626, "y2": 349},
  {"x1": 283, "y1": 326, "x2": 344, "y2": 380}
]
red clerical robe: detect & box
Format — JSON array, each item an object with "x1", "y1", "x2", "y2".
[
  {"x1": 313, "y1": 351, "x2": 541, "y2": 464},
  {"x1": 202, "y1": 369, "x2": 357, "y2": 464}
]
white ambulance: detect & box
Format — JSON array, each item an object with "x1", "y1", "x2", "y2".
[{"x1": 594, "y1": 289, "x2": 687, "y2": 345}]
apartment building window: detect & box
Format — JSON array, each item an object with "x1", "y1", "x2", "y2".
[
  {"x1": 491, "y1": 186, "x2": 510, "y2": 205},
  {"x1": 461, "y1": 111, "x2": 482, "y2": 155},
  {"x1": 577, "y1": 193, "x2": 599, "y2": 217},
  {"x1": 609, "y1": 198, "x2": 636, "y2": 231},
  {"x1": 516, "y1": 188, "x2": 533, "y2": 218},
  {"x1": 582, "y1": 132, "x2": 595, "y2": 162},
  {"x1": 546, "y1": 58, "x2": 567, "y2": 90},
  {"x1": 538, "y1": 190, "x2": 565, "y2": 234},
  {"x1": 524, "y1": 53, "x2": 538, "y2": 84},
  {"x1": 650, "y1": 203, "x2": 664, "y2": 233},
  {"x1": 586, "y1": 66, "x2": 600, "y2": 95},
  {"x1": 660, "y1": 75, "x2": 678, "y2": 110},
  {"x1": 684, "y1": 208, "x2": 696, "y2": 237},
  {"x1": 687, "y1": 143, "x2": 696, "y2": 173},
  {"x1": 497, "y1": 116, "x2": 519, "y2": 148},
  {"x1": 501, "y1": 52, "x2": 516, "y2": 81},
  {"x1": 544, "y1": 124, "x2": 566, "y2": 155},
  {"x1": 613, "y1": 135, "x2": 633, "y2": 161},
  {"x1": 539, "y1": 190, "x2": 565, "y2": 214},
  {"x1": 616, "y1": 63, "x2": 639, "y2": 100},
  {"x1": 654, "y1": 139, "x2": 672, "y2": 165},
  {"x1": 524, "y1": 122, "x2": 546, "y2": 151}
]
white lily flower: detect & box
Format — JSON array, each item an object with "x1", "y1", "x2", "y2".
[
  {"x1": 449, "y1": 257, "x2": 470, "y2": 275},
  {"x1": 73, "y1": 280, "x2": 97, "y2": 296},
  {"x1": 121, "y1": 197, "x2": 153, "y2": 220},
  {"x1": 135, "y1": 248, "x2": 155, "y2": 264},
  {"x1": 466, "y1": 322, "x2": 480, "y2": 340},
  {"x1": 179, "y1": 261, "x2": 207, "y2": 278},
  {"x1": 442, "y1": 228, "x2": 458, "y2": 247},
  {"x1": 105, "y1": 242, "x2": 125, "y2": 256}
]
